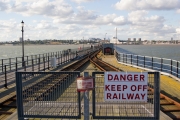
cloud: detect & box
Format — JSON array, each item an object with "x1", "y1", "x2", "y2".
[
  {"x1": 35, "y1": 20, "x2": 58, "y2": 29},
  {"x1": 115, "y1": 0, "x2": 180, "y2": 11},
  {"x1": 54, "y1": 9, "x2": 130, "y2": 26},
  {"x1": 126, "y1": 10, "x2": 176, "y2": 37},
  {"x1": 71, "y1": 0, "x2": 97, "y2": 3},
  {"x1": 0, "y1": 0, "x2": 10, "y2": 11},
  {"x1": 8, "y1": 0, "x2": 74, "y2": 17}
]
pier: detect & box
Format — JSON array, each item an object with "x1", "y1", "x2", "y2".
[{"x1": 0, "y1": 44, "x2": 180, "y2": 120}]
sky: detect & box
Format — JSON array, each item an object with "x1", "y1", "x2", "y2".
[{"x1": 1, "y1": 0, "x2": 180, "y2": 42}]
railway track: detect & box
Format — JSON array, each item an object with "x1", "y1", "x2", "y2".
[
  {"x1": 90, "y1": 53, "x2": 180, "y2": 120},
  {"x1": 0, "y1": 49, "x2": 100, "y2": 119}
]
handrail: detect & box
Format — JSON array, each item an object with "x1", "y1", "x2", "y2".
[{"x1": 115, "y1": 51, "x2": 180, "y2": 78}]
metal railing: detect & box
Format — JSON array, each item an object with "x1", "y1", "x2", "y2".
[
  {"x1": 0, "y1": 46, "x2": 93, "y2": 72},
  {"x1": 115, "y1": 52, "x2": 180, "y2": 78},
  {"x1": 0, "y1": 46, "x2": 100, "y2": 88}
]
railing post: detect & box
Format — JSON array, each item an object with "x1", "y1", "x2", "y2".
[
  {"x1": 119, "y1": 53, "x2": 121, "y2": 62},
  {"x1": 68, "y1": 52, "x2": 70, "y2": 62},
  {"x1": 66, "y1": 53, "x2": 67, "y2": 63},
  {"x1": 38, "y1": 58, "x2": 40, "y2": 71},
  {"x1": 61, "y1": 52, "x2": 63, "y2": 65},
  {"x1": 16, "y1": 57, "x2": 18, "y2": 64},
  {"x1": 131, "y1": 54, "x2": 132, "y2": 64},
  {"x1": 152, "y1": 57, "x2": 153, "y2": 69},
  {"x1": 9, "y1": 58, "x2": 11, "y2": 71},
  {"x1": 35, "y1": 55, "x2": 37, "y2": 64},
  {"x1": 126, "y1": 54, "x2": 127, "y2": 63},
  {"x1": 27, "y1": 56, "x2": 28, "y2": 65},
  {"x1": 48, "y1": 53, "x2": 49, "y2": 61},
  {"x1": 24, "y1": 61, "x2": 26, "y2": 72},
  {"x1": 171, "y1": 59, "x2": 172, "y2": 74},
  {"x1": 144, "y1": 56, "x2": 145, "y2": 68},
  {"x1": 177, "y1": 61, "x2": 179, "y2": 78},
  {"x1": 48, "y1": 56, "x2": 49, "y2": 70},
  {"x1": 22, "y1": 57, "x2": 23, "y2": 67},
  {"x1": 32, "y1": 59, "x2": 34, "y2": 71},
  {"x1": 16, "y1": 62, "x2": 18, "y2": 71},
  {"x1": 58, "y1": 51, "x2": 60, "y2": 58},
  {"x1": 137, "y1": 55, "x2": 138, "y2": 66},
  {"x1": 161, "y1": 58, "x2": 163, "y2": 71},
  {"x1": 43, "y1": 57, "x2": 45, "y2": 71},
  {"x1": 123, "y1": 54, "x2": 124, "y2": 63},
  {"x1": 4, "y1": 65, "x2": 7, "y2": 88},
  {"x1": 58, "y1": 52, "x2": 60, "y2": 65},
  {"x1": 84, "y1": 72, "x2": 89, "y2": 120}
]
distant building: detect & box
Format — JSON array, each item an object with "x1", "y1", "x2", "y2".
[
  {"x1": 133, "y1": 38, "x2": 136, "y2": 44},
  {"x1": 138, "y1": 38, "x2": 142, "y2": 44},
  {"x1": 127, "y1": 38, "x2": 131, "y2": 44},
  {"x1": 19, "y1": 37, "x2": 22, "y2": 42}
]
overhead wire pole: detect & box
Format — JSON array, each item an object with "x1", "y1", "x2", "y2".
[{"x1": 105, "y1": 33, "x2": 107, "y2": 41}]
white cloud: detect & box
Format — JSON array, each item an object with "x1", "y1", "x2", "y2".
[
  {"x1": 126, "y1": 10, "x2": 177, "y2": 37},
  {"x1": 115, "y1": 0, "x2": 180, "y2": 11},
  {"x1": 7, "y1": 0, "x2": 74, "y2": 17},
  {"x1": 176, "y1": 9, "x2": 180, "y2": 13},
  {"x1": 71, "y1": 0, "x2": 97, "y2": 3},
  {"x1": 0, "y1": 0, "x2": 10, "y2": 11}
]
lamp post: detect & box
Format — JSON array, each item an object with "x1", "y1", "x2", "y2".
[
  {"x1": 21, "y1": 20, "x2": 25, "y2": 67},
  {"x1": 116, "y1": 27, "x2": 117, "y2": 50},
  {"x1": 83, "y1": 37, "x2": 84, "y2": 50}
]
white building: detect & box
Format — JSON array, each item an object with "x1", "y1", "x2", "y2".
[{"x1": 110, "y1": 37, "x2": 122, "y2": 44}]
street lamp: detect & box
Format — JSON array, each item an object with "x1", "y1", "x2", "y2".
[
  {"x1": 116, "y1": 27, "x2": 117, "y2": 50},
  {"x1": 21, "y1": 20, "x2": 25, "y2": 67},
  {"x1": 83, "y1": 37, "x2": 84, "y2": 50}
]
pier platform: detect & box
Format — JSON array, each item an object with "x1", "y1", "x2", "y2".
[
  {"x1": 6, "y1": 58, "x2": 172, "y2": 120},
  {"x1": 1, "y1": 52, "x2": 179, "y2": 120}
]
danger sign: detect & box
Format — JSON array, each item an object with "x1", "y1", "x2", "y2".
[
  {"x1": 104, "y1": 72, "x2": 148, "y2": 102},
  {"x1": 77, "y1": 77, "x2": 93, "y2": 92}
]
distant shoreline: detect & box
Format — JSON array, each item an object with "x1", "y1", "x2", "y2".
[{"x1": 0, "y1": 44, "x2": 81, "y2": 46}]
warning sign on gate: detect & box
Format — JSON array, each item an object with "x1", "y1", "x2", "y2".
[
  {"x1": 77, "y1": 77, "x2": 94, "y2": 92},
  {"x1": 104, "y1": 72, "x2": 148, "y2": 102}
]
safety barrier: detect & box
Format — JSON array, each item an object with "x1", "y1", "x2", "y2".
[
  {"x1": 115, "y1": 51, "x2": 180, "y2": 78},
  {"x1": 16, "y1": 71, "x2": 160, "y2": 119}
]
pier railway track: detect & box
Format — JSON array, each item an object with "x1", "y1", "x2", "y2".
[
  {"x1": 0, "y1": 49, "x2": 100, "y2": 119},
  {"x1": 1, "y1": 50, "x2": 180, "y2": 120},
  {"x1": 89, "y1": 54, "x2": 180, "y2": 120}
]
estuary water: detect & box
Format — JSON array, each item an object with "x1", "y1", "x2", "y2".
[
  {"x1": 0, "y1": 44, "x2": 180, "y2": 62},
  {"x1": 0, "y1": 44, "x2": 90, "y2": 59},
  {"x1": 116, "y1": 45, "x2": 180, "y2": 61}
]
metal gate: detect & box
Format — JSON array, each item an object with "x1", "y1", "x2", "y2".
[
  {"x1": 16, "y1": 71, "x2": 160, "y2": 119},
  {"x1": 92, "y1": 72, "x2": 160, "y2": 119},
  {"x1": 16, "y1": 71, "x2": 81, "y2": 120}
]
